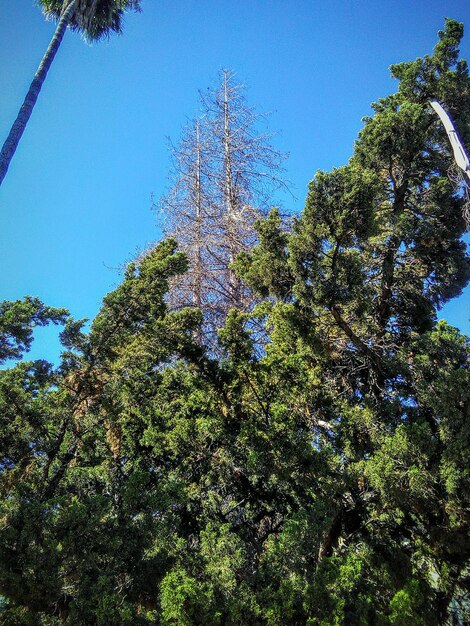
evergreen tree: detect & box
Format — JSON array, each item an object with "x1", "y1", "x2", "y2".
[
  {"x1": 0, "y1": 19, "x2": 469, "y2": 626},
  {"x1": 236, "y1": 17, "x2": 470, "y2": 624}
]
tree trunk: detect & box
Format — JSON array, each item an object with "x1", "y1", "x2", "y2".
[
  {"x1": 0, "y1": 0, "x2": 78, "y2": 187},
  {"x1": 194, "y1": 121, "x2": 203, "y2": 309},
  {"x1": 222, "y1": 71, "x2": 241, "y2": 307}
]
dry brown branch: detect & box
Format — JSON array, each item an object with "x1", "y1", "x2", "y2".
[{"x1": 157, "y1": 70, "x2": 289, "y2": 351}]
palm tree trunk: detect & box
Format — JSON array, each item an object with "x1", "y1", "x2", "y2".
[{"x1": 0, "y1": 0, "x2": 78, "y2": 187}]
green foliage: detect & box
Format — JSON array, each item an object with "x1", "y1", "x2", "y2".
[
  {"x1": 1, "y1": 18, "x2": 469, "y2": 626},
  {"x1": 388, "y1": 580, "x2": 426, "y2": 626},
  {"x1": 233, "y1": 208, "x2": 292, "y2": 300},
  {"x1": 0, "y1": 297, "x2": 68, "y2": 362}
]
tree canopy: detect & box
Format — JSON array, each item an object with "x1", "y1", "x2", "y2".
[{"x1": 0, "y1": 18, "x2": 469, "y2": 626}]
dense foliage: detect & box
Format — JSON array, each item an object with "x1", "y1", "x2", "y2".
[{"x1": 0, "y1": 20, "x2": 469, "y2": 625}]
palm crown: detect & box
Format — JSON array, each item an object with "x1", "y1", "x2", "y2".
[{"x1": 40, "y1": 0, "x2": 142, "y2": 41}]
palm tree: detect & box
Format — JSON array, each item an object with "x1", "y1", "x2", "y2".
[{"x1": 0, "y1": 0, "x2": 141, "y2": 187}]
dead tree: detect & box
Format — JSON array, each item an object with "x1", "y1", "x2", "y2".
[{"x1": 160, "y1": 70, "x2": 288, "y2": 348}]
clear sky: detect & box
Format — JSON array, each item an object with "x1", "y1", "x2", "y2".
[{"x1": 1, "y1": 0, "x2": 469, "y2": 362}]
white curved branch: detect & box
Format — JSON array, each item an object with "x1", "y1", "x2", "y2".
[{"x1": 430, "y1": 100, "x2": 470, "y2": 182}]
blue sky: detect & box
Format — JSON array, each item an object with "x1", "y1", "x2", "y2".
[{"x1": 1, "y1": 0, "x2": 469, "y2": 362}]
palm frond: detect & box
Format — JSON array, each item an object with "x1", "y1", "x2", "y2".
[{"x1": 39, "y1": 0, "x2": 141, "y2": 42}]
